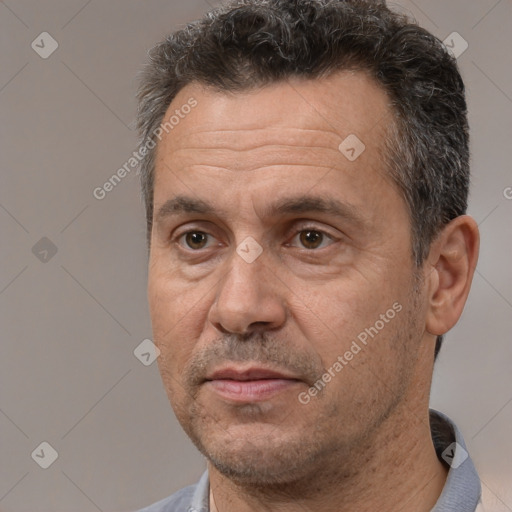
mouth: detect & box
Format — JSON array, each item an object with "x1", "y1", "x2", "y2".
[{"x1": 204, "y1": 366, "x2": 302, "y2": 402}]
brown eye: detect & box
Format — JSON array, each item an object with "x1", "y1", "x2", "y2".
[
  {"x1": 184, "y1": 232, "x2": 209, "y2": 250},
  {"x1": 299, "y1": 230, "x2": 324, "y2": 249}
]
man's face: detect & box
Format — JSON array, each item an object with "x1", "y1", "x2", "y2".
[{"x1": 148, "y1": 72, "x2": 430, "y2": 485}]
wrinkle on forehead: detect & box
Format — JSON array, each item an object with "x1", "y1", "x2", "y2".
[
  {"x1": 169, "y1": 127, "x2": 342, "y2": 152},
  {"x1": 163, "y1": 147, "x2": 348, "y2": 175},
  {"x1": 157, "y1": 125, "x2": 347, "y2": 172}
]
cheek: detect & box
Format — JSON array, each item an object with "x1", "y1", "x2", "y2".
[
  {"x1": 149, "y1": 254, "x2": 202, "y2": 321},
  {"x1": 293, "y1": 270, "x2": 413, "y2": 388},
  {"x1": 302, "y1": 295, "x2": 415, "y2": 430},
  {"x1": 148, "y1": 272, "x2": 203, "y2": 410},
  {"x1": 295, "y1": 277, "x2": 386, "y2": 348},
  {"x1": 148, "y1": 266, "x2": 207, "y2": 366}
]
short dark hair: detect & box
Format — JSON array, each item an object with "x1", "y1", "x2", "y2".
[{"x1": 136, "y1": 0, "x2": 470, "y2": 359}]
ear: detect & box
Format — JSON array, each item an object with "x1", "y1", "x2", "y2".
[{"x1": 424, "y1": 215, "x2": 480, "y2": 336}]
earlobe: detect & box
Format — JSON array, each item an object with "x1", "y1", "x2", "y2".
[{"x1": 425, "y1": 215, "x2": 480, "y2": 337}]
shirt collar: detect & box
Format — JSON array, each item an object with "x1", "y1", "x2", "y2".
[
  {"x1": 189, "y1": 470, "x2": 209, "y2": 512},
  {"x1": 430, "y1": 409, "x2": 481, "y2": 511}
]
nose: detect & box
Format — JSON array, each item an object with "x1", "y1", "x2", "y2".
[{"x1": 207, "y1": 247, "x2": 287, "y2": 335}]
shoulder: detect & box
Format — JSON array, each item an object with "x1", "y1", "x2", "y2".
[{"x1": 135, "y1": 483, "x2": 197, "y2": 512}]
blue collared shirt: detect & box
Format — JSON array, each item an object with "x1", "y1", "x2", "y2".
[{"x1": 137, "y1": 409, "x2": 481, "y2": 512}]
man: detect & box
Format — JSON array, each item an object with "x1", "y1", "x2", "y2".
[{"x1": 135, "y1": 0, "x2": 481, "y2": 510}]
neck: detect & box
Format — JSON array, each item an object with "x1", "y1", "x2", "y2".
[{"x1": 209, "y1": 390, "x2": 447, "y2": 512}]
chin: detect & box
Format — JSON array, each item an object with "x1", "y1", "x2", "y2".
[
  {"x1": 187, "y1": 419, "x2": 328, "y2": 487},
  {"x1": 207, "y1": 445, "x2": 311, "y2": 486}
]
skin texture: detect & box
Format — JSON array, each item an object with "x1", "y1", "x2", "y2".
[{"x1": 147, "y1": 71, "x2": 479, "y2": 512}]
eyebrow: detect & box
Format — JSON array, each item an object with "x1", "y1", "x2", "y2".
[
  {"x1": 155, "y1": 194, "x2": 368, "y2": 228},
  {"x1": 156, "y1": 196, "x2": 215, "y2": 221}
]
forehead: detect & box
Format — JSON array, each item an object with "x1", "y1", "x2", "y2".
[{"x1": 154, "y1": 70, "x2": 393, "y2": 169}]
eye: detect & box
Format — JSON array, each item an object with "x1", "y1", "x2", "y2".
[
  {"x1": 290, "y1": 228, "x2": 335, "y2": 250},
  {"x1": 178, "y1": 231, "x2": 215, "y2": 250}
]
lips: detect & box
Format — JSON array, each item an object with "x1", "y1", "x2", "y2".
[
  {"x1": 206, "y1": 367, "x2": 297, "y2": 382},
  {"x1": 204, "y1": 366, "x2": 301, "y2": 402}
]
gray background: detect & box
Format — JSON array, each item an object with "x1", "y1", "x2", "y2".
[{"x1": 0, "y1": 0, "x2": 511, "y2": 511}]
